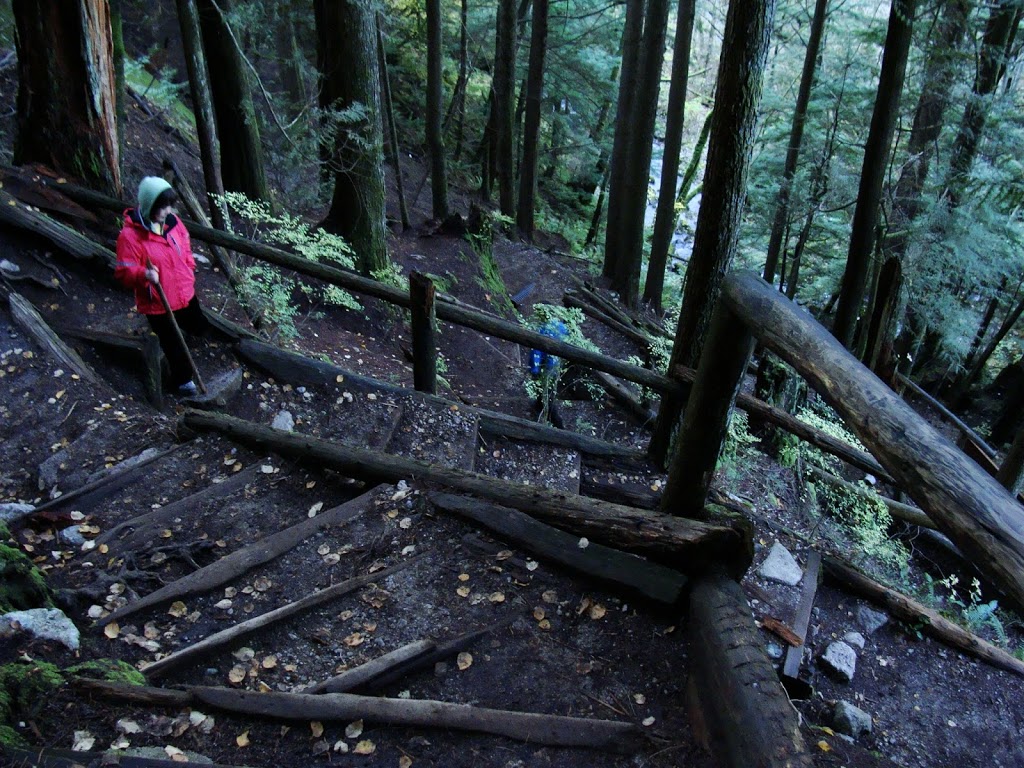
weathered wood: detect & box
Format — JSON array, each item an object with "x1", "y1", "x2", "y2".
[
  {"x1": 673, "y1": 364, "x2": 895, "y2": 483},
  {"x1": 563, "y1": 290, "x2": 652, "y2": 346},
  {"x1": 238, "y1": 338, "x2": 644, "y2": 459},
  {"x1": 98, "y1": 485, "x2": 384, "y2": 625},
  {"x1": 997, "y1": 426, "x2": 1024, "y2": 496},
  {"x1": 0, "y1": 744, "x2": 248, "y2": 768},
  {"x1": 662, "y1": 301, "x2": 754, "y2": 518},
  {"x1": 429, "y1": 492, "x2": 687, "y2": 604},
  {"x1": 143, "y1": 556, "x2": 420, "y2": 679},
  {"x1": 688, "y1": 573, "x2": 813, "y2": 767},
  {"x1": 781, "y1": 550, "x2": 821, "y2": 695},
  {"x1": 304, "y1": 639, "x2": 435, "y2": 694},
  {"x1": 591, "y1": 370, "x2": 656, "y2": 425},
  {"x1": 725, "y1": 271, "x2": 1024, "y2": 611},
  {"x1": 803, "y1": 465, "x2": 935, "y2": 529},
  {"x1": 73, "y1": 677, "x2": 191, "y2": 706},
  {"x1": 8, "y1": 292, "x2": 105, "y2": 386},
  {"x1": 897, "y1": 372, "x2": 998, "y2": 459},
  {"x1": 181, "y1": 408, "x2": 751, "y2": 572},
  {"x1": 823, "y1": 555, "x2": 1024, "y2": 677},
  {"x1": 410, "y1": 271, "x2": 438, "y2": 394},
  {"x1": 0, "y1": 189, "x2": 116, "y2": 269},
  {"x1": 24, "y1": 445, "x2": 181, "y2": 522},
  {"x1": 191, "y1": 687, "x2": 640, "y2": 751},
  {"x1": 95, "y1": 462, "x2": 263, "y2": 554},
  {"x1": 364, "y1": 621, "x2": 511, "y2": 690}
]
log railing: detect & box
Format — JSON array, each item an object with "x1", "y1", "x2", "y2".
[{"x1": 667, "y1": 270, "x2": 1024, "y2": 610}]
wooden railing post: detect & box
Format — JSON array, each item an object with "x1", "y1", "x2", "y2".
[
  {"x1": 661, "y1": 299, "x2": 753, "y2": 519},
  {"x1": 410, "y1": 272, "x2": 437, "y2": 394}
]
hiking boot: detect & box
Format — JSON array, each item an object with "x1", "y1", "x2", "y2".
[{"x1": 177, "y1": 380, "x2": 198, "y2": 396}]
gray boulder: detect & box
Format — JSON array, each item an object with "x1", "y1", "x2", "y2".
[
  {"x1": 271, "y1": 410, "x2": 295, "y2": 432},
  {"x1": 819, "y1": 640, "x2": 857, "y2": 682},
  {"x1": 833, "y1": 700, "x2": 873, "y2": 737},
  {"x1": 758, "y1": 542, "x2": 803, "y2": 586},
  {"x1": 855, "y1": 604, "x2": 889, "y2": 635},
  {"x1": 0, "y1": 502, "x2": 35, "y2": 525},
  {"x1": 843, "y1": 631, "x2": 866, "y2": 650},
  {"x1": 38, "y1": 449, "x2": 70, "y2": 490},
  {"x1": 3, "y1": 608, "x2": 81, "y2": 650},
  {"x1": 58, "y1": 526, "x2": 86, "y2": 547}
]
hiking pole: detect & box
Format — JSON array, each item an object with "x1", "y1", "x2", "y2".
[{"x1": 147, "y1": 262, "x2": 206, "y2": 394}]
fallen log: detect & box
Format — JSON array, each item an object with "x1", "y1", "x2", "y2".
[
  {"x1": 688, "y1": 573, "x2": 813, "y2": 767},
  {"x1": 238, "y1": 339, "x2": 643, "y2": 460},
  {"x1": 563, "y1": 290, "x2": 653, "y2": 347},
  {"x1": 0, "y1": 189, "x2": 116, "y2": 269},
  {"x1": 180, "y1": 408, "x2": 751, "y2": 573},
  {"x1": 803, "y1": 464, "x2": 935, "y2": 529},
  {"x1": 673, "y1": 364, "x2": 894, "y2": 483},
  {"x1": 8, "y1": 292, "x2": 105, "y2": 387},
  {"x1": 822, "y1": 555, "x2": 1024, "y2": 678},
  {"x1": 98, "y1": 485, "x2": 384, "y2": 625},
  {"x1": 191, "y1": 686, "x2": 640, "y2": 751},
  {"x1": 73, "y1": 677, "x2": 192, "y2": 706},
  {"x1": 143, "y1": 556, "x2": 421, "y2": 679},
  {"x1": 590, "y1": 370, "x2": 656, "y2": 425},
  {"x1": 429, "y1": 492, "x2": 686, "y2": 604},
  {"x1": 304, "y1": 639, "x2": 436, "y2": 694},
  {"x1": 897, "y1": 373, "x2": 998, "y2": 460},
  {"x1": 725, "y1": 272, "x2": 1024, "y2": 611}
]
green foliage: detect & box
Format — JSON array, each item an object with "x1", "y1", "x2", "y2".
[
  {"x1": 718, "y1": 410, "x2": 760, "y2": 483},
  {"x1": 124, "y1": 55, "x2": 195, "y2": 141},
  {"x1": 66, "y1": 660, "x2": 146, "y2": 687},
  {"x1": 796, "y1": 404, "x2": 909, "y2": 576},
  {"x1": 0, "y1": 524, "x2": 52, "y2": 613},
  {"x1": 521, "y1": 304, "x2": 600, "y2": 406},
  {"x1": 922, "y1": 574, "x2": 1009, "y2": 646},
  {"x1": 217, "y1": 192, "x2": 361, "y2": 342}
]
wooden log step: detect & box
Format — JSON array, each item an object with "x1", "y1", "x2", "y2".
[
  {"x1": 303, "y1": 639, "x2": 436, "y2": 694},
  {"x1": 180, "y1": 408, "x2": 752, "y2": 573},
  {"x1": 96, "y1": 484, "x2": 386, "y2": 626},
  {"x1": 688, "y1": 573, "x2": 813, "y2": 767},
  {"x1": 430, "y1": 492, "x2": 687, "y2": 604},
  {"x1": 8, "y1": 291, "x2": 105, "y2": 387}
]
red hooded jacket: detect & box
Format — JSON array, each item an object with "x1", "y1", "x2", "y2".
[{"x1": 114, "y1": 209, "x2": 196, "y2": 315}]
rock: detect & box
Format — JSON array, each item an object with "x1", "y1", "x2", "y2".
[
  {"x1": 0, "y1": 259, "x2": 20, "y2": 275},
  {"x1": 272, "y1": 410, "x2": 295, "y2": 432},
  {"x1": 757, "y1": 542, "x2": 803, "y2": 586},
  {"x1": 58, "y1": 526, "x2": 85, "y2": 547},
  {"x1": 765, "y1": 641, "x2": 785, "y2": 660},
  {"x1": 0, "y1": 502, "x2": 35, "y2": 525},
  {"x1": 833, "y1": 700, "x2": 873, "y2": 737},
  {"x1": 820, "y1": 641, "x2": 857, "y2": 682},
  {"x1": 843, "y1": 631, "x2": 866, "y2": 650},
  {"x1": 855, "y1": 604, "x2": 888, "y2": 634},
  {"x1": 3, "y1": 608, "x2": 81, "y2": 650},
  {"x1": 38, "y1": 449, "x2": 70, "y2": 490}
]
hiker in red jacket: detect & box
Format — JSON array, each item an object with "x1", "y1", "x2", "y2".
[{"x1": 115, "y1": 176, "x2": 206, "y2": 396}]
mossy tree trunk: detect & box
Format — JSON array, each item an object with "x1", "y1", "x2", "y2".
[
  {"x1": 12, "y1": 0, "x2": 122, "y2": 197},
  {"x1": 315, "y1": 0, "x2": 389, "y2": 274},
  {"x1": 516, "y1": 0, "x2": 549, "y2": 240},
  {"x1": 426, "y1": 0, "x2": 449, "y2": 220},
  {"x1": 197, "y1": 0, "x2": 271, "y2": 204}
]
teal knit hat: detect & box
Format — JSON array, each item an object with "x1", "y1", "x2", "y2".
[{"x1": 137, "y1": 176, "x2": 173, "y2": 221}]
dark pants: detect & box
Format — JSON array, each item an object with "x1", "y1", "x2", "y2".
[{"x1": 146, "y1": 296, "x2": 208, "y2": 387}]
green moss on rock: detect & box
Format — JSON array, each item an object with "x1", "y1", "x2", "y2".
[
  {"x1": 0, "y1": 661, "x2": 65, "y2": 718},
  {"x1": 0, "y1": 524, "x2": 53, "y2": 613},
  {"x1": 67, "y1": 659, "x2": 145, "y2": 686}
]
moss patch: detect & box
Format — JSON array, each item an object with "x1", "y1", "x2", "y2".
[
  {"x1": 67, "y1": 659, "x2": 145, "y2": 687},
  {"x1": 0, "y1": 524, "x2": 53, "y2": 613},
  {"x1": 0, "y1": 723, "x2": 28, "y2": 748},
  {"x1": 0, "y1": 661, "x2": 65, "y2": 720}
]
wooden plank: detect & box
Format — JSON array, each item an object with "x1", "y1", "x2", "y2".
[
  {"x1": 781, "y1": 550, "x2": 821, "y2": 694},
  {"x1": 8, "y1": 292, "x2": 105, "y2": 386}
]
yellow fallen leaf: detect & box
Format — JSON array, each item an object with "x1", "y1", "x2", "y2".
[
  {"x1": 236, "y1": 730, "x2": 250, "y2": 747},
  {"x1": 820, "y1": 727, "x2": 834, "y2": 736},
  {"x1": 541, "y1": 590, "x2": 558, "y2": 603},
  {"x1": 262, "y1": 655, "x2": 278, "y2": 669},
  {"x1": 345, "y1": 719, "x2": 363, "y2": 738},
  {"x1": 457, "y1": 652, "x2": 473, "y2": 671},
  {"x1": 168, "y1": 601, "x2": 187, "y2": 618},
  {"x1": 489, "y1": 592, "x2": 505, "y2": 603},
  {"x1": 817, "y1": 740, "x2": 831, "y2": 752},
  {"x1": 228, "y1": 666, "x2": 246, "y2": 684},
  {"x1": 353, "y1": 739, "x2": 375, "y2": 755},
  {"x1": 589, "y1": 603, "x2": 607, "y2": 620},
  {"x1": 310, "y1": 721, "x2": 324, "y2": 738},
  {"x1": 456, "y1": 586, "x2": 470, "y2": 598},
  {"x1": 457, "y1": 573, "x2": 470, "y2": 582},
  {"x1": 538, "y1": 619, "x2": 551, "y2": 630},
  {"x1": 344, "y1": 632, "x2": 364, "y2": 647},
  {"x1": 103, "y1": 622, "x2": 120, "y2": 639},
  {"x1": 533, "y1": 607, "x2": 545, "y2": 621},
  {"x1": 399, "y1": 756, "x2": 413, "y2": 768}
]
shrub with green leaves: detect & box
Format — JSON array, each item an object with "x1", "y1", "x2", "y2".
[
  {"x1": 521, "y1": 304, "x2": 601, "y2": 407},
  {"x1": 217, "y1": 192, "x2": 361, "y2": 341}
]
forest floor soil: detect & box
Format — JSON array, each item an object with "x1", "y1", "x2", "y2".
[{"x1": 1, "y1": 59, "x2": 1023, "y2": 768}]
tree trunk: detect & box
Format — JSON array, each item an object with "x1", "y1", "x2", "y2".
[
  {"x1": 865, "y1": 0, "x2": 971, "y2": 372},
  {"x1": 315, "y1": 0, "x2": 389, "y2": 274},
  {"x1": 426, "y1": 0, "x2": 449, "y2": 220},
  {"x1": 196, "y1": 0, "x2": 270, "y2": 203},
  {"x1": 12, "y1": 0, "x2": 122, "y2": 197},
  {"x1": 648, "y1": 0, "x2": 776, "y2": 465},
  {"x1": 376, "y1": 15, "x2": 409, "y2": 230},
  {"x1": 451, "y1": 0, "x2": 470, "y2": 161},
  {"x1": 602, "y1": 0, "x2": 646, "y2": 280},
  {"x1": 997, "y1": 426, "x2": 1024, "y2": 494},
  {"x1": 110, "y1": 0, "x2": 125, "y2": 178},
  {"x1": 644, "y1": 0, "x2": 695, "y2": 313},
  {"x1": 612, "y1": 0, "x2": 671, "y2": 309},
  {"x1": 493, "y1": 0, "x2": 518, "y2": 217},
  {"x1": 275, "y1": 1, "x2": 308, "y2": 119},
  {"x1": 832, "y1": 0, "x2": 916, "y2": 348},
  {"x1": 762, "y1": 0, "x2": 828, "y2": 287},
  {"x1": 174, "y1": 0, "x2": 228, "y2": 230},
  {"x1": 516, "y1": 0, "x2": 549, "y2": 240}
]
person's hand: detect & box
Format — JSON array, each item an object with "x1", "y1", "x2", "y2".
[{"x1": 145, "y1": 266, "x2": 160, "y2": 284}]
